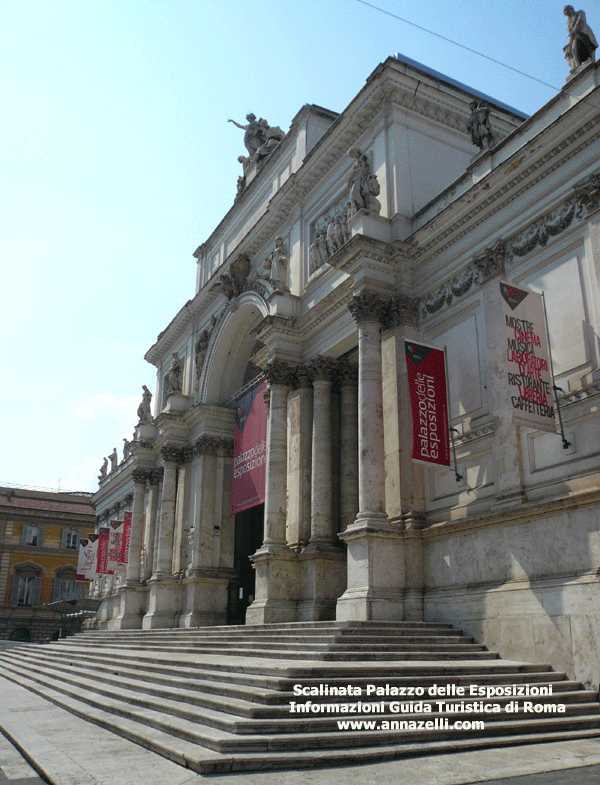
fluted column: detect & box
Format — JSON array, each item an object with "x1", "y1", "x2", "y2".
[
  {"x1": 287, "y1": 367, "x2": 313, "y2": 549},
  {"x1": 153, "y1": 446, "x2": 182, "y2": 579},
  {"x1": 142, "y1": 468, "x2": 162, "y2": 580},
  {"x1": 349, "y1": 291, "x2": 389, "y2": 521},
  {"x1": 189, "y1": 436, "x2": 220, "y2": 572},
  {"x1": 126, "y1": 469, "x2": 149, "y2": 585},
  {"x1": 262, "y1": 362, "x2": 292, "y2": 546},
  {"x1": 339, "y1": 361, "x2": 359, "y2": 531},
  {"x1": 307, "y1": 356, "x2": 337, "y2": 547}
]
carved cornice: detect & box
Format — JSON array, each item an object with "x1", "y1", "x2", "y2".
[
  {"x1": 559, "y1": 381, "x2": 600, "y2": 407},
  {"x1": 505, "y1": 201, "x2": 578, "y2": 262},
  {"x1": 348, "y1": 291, "x2": 392, "y2": 325},
  {"x1": 413, "y1": 117, "x2": 600, "y2": 263},
  {"x1": 453, "y1": 424, "x2": 495, "y2": 446}
]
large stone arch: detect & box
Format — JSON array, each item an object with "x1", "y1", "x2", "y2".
[{"x1": 201, "y1": 292, "x2": 269, "y2": 405}]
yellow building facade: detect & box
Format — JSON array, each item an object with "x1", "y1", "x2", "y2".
[{"x1": 0, "y1": 486, "x2": 95, "y2": 642}]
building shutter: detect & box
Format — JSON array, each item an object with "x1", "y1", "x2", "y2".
[
  {"x1": 61, "y1": 529, "x2": 68, "y2": 549},
  {"x1": 52, "y1": 577, "x2": 61, "y2": 602},
  {"x1": 9, "y1": 576, "x2": 19, "y2": 607},
  {"x1": 31, "y1": 576, "x2": 43, "y2": 608},
  {"x1": 36, "y1": 527, "x2": 44, "y2": 547},
  {"x1": 20, "y1": 526, "x2": 30, "y2": 546}
]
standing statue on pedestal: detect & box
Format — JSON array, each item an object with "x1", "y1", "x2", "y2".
[
  {"x1": 563, "y1": 6, "x2": 597, "y2": 72},
  {"x1": 98, "y1": 457, "x2": 108, "y2": 481},
  {"x1": 109, "y1": 447, "x2": 118, "y2": 473},
  {"x1": 228, "y1": 113, "x2": 262, "y2": 156},
  {"x1": 122, "y1": 437, "x2": 131, "y2": 461},
  {"x1": 347, "y1": 148, "x2": 381, "y2": 215},
  {"x1": 468, "y1": 101, "x2": 495, "y2": 150},
  {"x1": 137, "y1": 385, "x2": 153, "y2": 424},
  {"x1": 165, "y1": 352, "x2": 183, "y2": 397}
]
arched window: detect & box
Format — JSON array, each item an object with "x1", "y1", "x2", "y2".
[{"x1": 10, "y1": 564, "x2": 43, "y2": 607}]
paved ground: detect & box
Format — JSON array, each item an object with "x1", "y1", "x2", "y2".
[{"x1": 0, "y1": 675, "x2": 598, "y2": 785}]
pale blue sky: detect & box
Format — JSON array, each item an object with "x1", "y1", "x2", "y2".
[{"x1": 0, "y1": 0, "x2": 580, "y2": 492}]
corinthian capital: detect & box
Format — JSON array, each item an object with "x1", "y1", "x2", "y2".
[
  {"x1": 264, "y1": 360, "x2": 294, "y2": 386},
  {"x1": 348, "y1": 291, "x2": 392, "y2": 325},
  {"x1": 305, "y1": 355, "x2": 338, "y2": 383},
  {"x1": 161, "y1": 444, "x2": 185, "y2": 464}
]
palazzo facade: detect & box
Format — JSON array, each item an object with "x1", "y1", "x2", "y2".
[{"x1": 93, "y1": 53, "x2": 600, "y2": 689}]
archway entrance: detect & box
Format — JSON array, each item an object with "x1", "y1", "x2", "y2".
[{"x1": 228, "y1": 503, "x2": 264, "y2": 624}]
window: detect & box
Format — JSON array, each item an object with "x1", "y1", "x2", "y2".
[
  {"x1": 52, "y1": 568, "x2": 82, "y2": 601},
  {"x1": 61, "y1": 529, "x2": 79, "y2": 550},
  {"x1": 10, "y1": 566, "x2": 42, "y2": 608},
  {"x1": 21, "y1": 525, "x2": 44, "y2": 547}
]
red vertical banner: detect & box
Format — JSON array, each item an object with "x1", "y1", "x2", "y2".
[
  {"x1": 231, "y1": 379, "x2": 267, "y2": 514},
  {"x1": 405, "y1": 340, "x2": 451, "y2": 468},
  {"x1": 96, "y1": 527, "x2": 114, "y2": 575},
  {"x1": 107, "y1": 521, "x2": 124, "y2": 572},
  {"x1": 119, "y1": 511, "x2": 132, "y2": 567}
]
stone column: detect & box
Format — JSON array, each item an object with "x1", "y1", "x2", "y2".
[
  {"x1": 126, "y1": 470, "x2": 148, "y2": 585},
  {"x1": 153, "y1": 446, "x2": 181, "y2": 578},
  {"x1": 307, "y1": 356, "x2": 338, "y2": 547},
  {"x1": 287, "y1": 368, "x2": 313, "y2": 549},
  {"x1": 352, "y1": 292, "x2": 388, "y2": 521},
  {"x1": 337, "y1": 291, "x2": 405, "y2": 621},
  {"x1": 339, "y1": 361, "x2": 359, "y2": 531},
  {"x1": 143, "y1": 445, "x2": 183, "y2": 629},
  {"x1": 246, "y1": 361, "x2": 298, "y2": 624},
  {"x1": 262, "y1": 363, "x2": 292, "y2": 546},
  {"x1": 142, "y1": 469, "x2": 162, "y2": 581}
]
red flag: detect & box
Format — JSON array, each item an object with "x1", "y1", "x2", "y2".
[{"x1": 405, "y1": 340, "x2": 451, "y2": 467}]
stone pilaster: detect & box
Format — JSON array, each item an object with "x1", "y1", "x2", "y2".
[
  {"x1": 142, "y1": 468, "x2": 162, "y2": 581},
  {"x1": 246, "y1": 360, "x2": 298, "y2": 624},
  {"x1": 337, "y1": 291, "x2": 405, "y2": 621}
]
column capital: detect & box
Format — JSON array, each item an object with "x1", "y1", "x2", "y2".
[
  {"x1": 338, "y1": 360, "x2": 358, "y2": 386},
  {"x1": 193, "y1": 436, "x2": 222, "y2": 457},
  {"x1": 348, "y1": 290, "x2": 392, "y2": 325},
  {"x1": 387, "y1": 293, "x2": 421, "y2": 329},
  {"x1": 148, "y1": 467, "x2": 164, "y2": 485},
  {"x1": 132, "y1": 468, "x2": 151, "y2": 485},
  {"x1": 161, "y1": 444, "x2": 185, "y2": 464},
  {"x1": 264, "y1": 359, "x2": 294, "y2": 387},
  {"x1": 305, "y1": 355, "x2": 338, "y2": 383}
]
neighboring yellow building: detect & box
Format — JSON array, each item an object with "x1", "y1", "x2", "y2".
[{"x1": 0, "y1": 486, "x2": 95, "y2": 642}]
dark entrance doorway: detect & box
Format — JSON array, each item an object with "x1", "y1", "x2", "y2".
[{"x1": 228, "y1": 503, "x2": 264, "y2": 624}]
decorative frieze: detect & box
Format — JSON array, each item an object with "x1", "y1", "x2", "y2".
[{"x1": 453, "y1": 424, "x2": 495, "y2": 446}]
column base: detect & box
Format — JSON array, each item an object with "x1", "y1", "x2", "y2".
[
  {"x1": 336, "y1": 516, "x2": 405, "y2": 622},
  {"x1": 111, "y1": 585, "x2": 147, "y2": 630},
  {"x1": 142, "y1": 578, "x2": 181, "y2": 629},
  {"x1": 297, "y1": 547, "x2": 346, "y2": 621},
  {"x1": 178, "y1": 574, "x2": 230, "y2": 628},
  {"x1": 245, "y1": 546, "x2": 298, "y2": 625}
]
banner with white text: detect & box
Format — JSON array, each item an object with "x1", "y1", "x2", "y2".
[
  {"x1": 405, "y1": 340, "x2": 451, "y2": 468},
  {"x1": 500, "y1": 281, "x2": 555, "y2": 433},
  {"x1": 108, "y1": 521, "x2": 125, "y2": 572},
  {"x1": 96, "y1": 527, "x2": 114, "y2": 575},
  {"x1": 231, "y1": 379, "x2": 267, "y2": 514},
  {"x1": 76, "y1": 533, "x2": 99, "y2": 581}
]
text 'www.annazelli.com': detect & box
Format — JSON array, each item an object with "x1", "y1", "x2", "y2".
[{"x1": 335, "y1": 718, "x2": 485, "y2": 731}]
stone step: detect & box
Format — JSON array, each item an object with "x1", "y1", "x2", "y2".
[
  {"x1": 67, "y1": 632, "x2": 469, "y2": 646},
  {"x1": 3, "y1": 651, "x2": 594, "y2": 729},
  {"x1": 1, "y1": 662, "x2": 598, "y2": 756}
]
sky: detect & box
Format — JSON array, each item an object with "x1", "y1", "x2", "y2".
[{"x1": 1, "y1": 0, "x2": 582, "y2": 494}]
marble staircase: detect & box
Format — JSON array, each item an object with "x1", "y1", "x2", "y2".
[{"x1": 0, "y1": 621, "x2": 597, "y2": 774}]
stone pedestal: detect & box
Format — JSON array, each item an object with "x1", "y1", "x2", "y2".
[
  {"x1": 348, "y1": 209, "x2": 392, "y2": 243},
  {"x1": 245, "y1": 547, "x2": 298, "y2": 624},
  {"x1": 111, "y1": 585, "x2": 147, "y2": 630},
  {"x1": 297, "y1": 548, "x2": 346, "y2": 621},
  {"x1": 142, "y1": 578, "x2": 181, "y2": 629},
  {"x1": 179, "y1": 573, "x2": 230, "y2": 627},
  {"x1": 163, "y1": 393, "x2": 189, "y2": 414}
]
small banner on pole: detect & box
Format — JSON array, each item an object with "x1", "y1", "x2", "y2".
[
  {"x1": 76, "y1": 533, "x2": 99, "y2": 581},
  {"x1": 118, "y1": 510, "x2": 132, "y2": 567},
  {"x1": 231, "y1": 379, "x2": 267, "y2": 515},
  {"x1": 108, "y1": 521, "x2": 125, "y2": 572},
  {"x1": 96, "y1": 527, "x2": 114, "y2": 575},
  {"x1": 405, "y1": 340, "x2": 451, "y2": 468},
  {"x1": 500, "y1": 281, "x2": 556, "y2": 434}
]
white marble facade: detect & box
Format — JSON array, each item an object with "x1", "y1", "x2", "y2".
[{"x1": 93, "y1": 54, "x2": 600, "y2": 688}]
